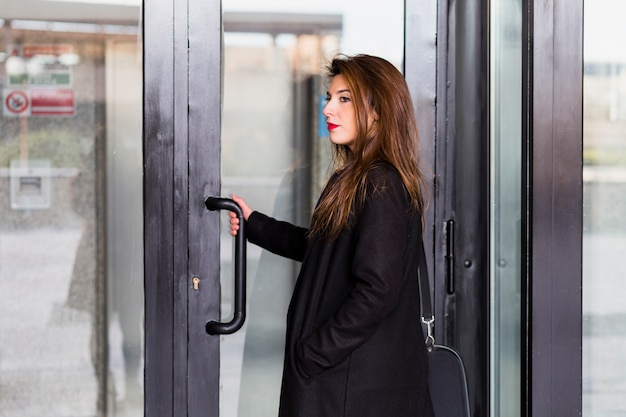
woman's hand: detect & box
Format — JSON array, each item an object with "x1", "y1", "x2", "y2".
[{"x1": 228, "y1": 194, "x2": 253, "y2": 236}]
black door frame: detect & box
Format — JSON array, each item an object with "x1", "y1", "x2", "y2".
[
  {"x1": 143, "y1": 0, "x2": 222, "y2": 415},
  {"x1": 408, "y1": 0, "x2": 584, "y2": 416},
  {"x1": 142, "y1": 0, "x2": 584, "y2": 416}
]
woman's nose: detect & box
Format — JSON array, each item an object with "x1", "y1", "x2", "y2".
[{"x1": 322, "y1": 102, "x2": 331, "y2": 118}]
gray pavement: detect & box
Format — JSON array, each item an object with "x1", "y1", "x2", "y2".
[{"x1": 1, "y1": 228, "x2": 625, "y2": 416}]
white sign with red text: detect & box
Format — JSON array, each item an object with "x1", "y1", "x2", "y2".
[
  {"x1": 31, "y1": 89, "x2": 75, "y2": 116},
  {"x1": 3, "y1": 88, "x2": 74, "y2": 117}
]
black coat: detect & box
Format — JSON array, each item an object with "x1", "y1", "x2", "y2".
[{"x1": 247, "y1": 165, "x2": 434, "y2": 417}]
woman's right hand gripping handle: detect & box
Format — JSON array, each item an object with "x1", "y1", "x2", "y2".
[{"x1": 229, "y1": 194, "x2": 253, "y2": 236}]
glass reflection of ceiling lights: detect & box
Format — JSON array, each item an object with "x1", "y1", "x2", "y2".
[
  {"x1": 7, "y1": 19, "x2": 138, "y2": 35},
  {"x1": 48, "y1": 0, "x2": 140, "y2": 4},
  {"x1": 5, "y1": 55, "x2": 27, "y2": 75},
  {"x1": 4, "y1": 49, "x2": 80, "y2": 77}
]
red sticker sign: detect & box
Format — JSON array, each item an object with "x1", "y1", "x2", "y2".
[{"x1": 4, "y1": 90, "x2": 29, "y2": 115}]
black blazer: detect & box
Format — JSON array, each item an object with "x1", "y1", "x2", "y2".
[{"x1": 247, "y1": 164, "x2": 434, "y2": 417}]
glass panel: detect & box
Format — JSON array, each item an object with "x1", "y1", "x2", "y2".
[
  {"x1": 583, "y1": 1, "x2": 626, "y2": 415},
  {"x1": 220, "y1": 2, "x2": 404, "y2": 416},
  {"x1": 489, "y1": 0, "x2": 522, "y2": 416},
  {"x1": 0, "y1": 2, "x2": 143, "y2": 416}
]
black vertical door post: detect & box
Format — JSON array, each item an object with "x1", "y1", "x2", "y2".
[
  {"x1": 527, "y1": 0, "x2": 583, "y2": 415},
  {"x1": 144, "y1": 0, "x2": 223, "y2": 415},
  {"x1": 187, "y1": 1, "x2": 222, "y2": 416},
  {"x1": 450, "y1": 2, "x2": 490, "y2": 416},
  {"x1": 143, "y1": 0, "x2": 180, "y2": 413}
]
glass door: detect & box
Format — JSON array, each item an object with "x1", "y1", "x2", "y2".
[
  {"x1": 0, "y1": 2, "x2": 143, "y2": 416},
  {"x1": 218, "y1": 2, "x2": 406, "y2": 416}
]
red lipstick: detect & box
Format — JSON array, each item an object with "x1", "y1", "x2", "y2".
[{"x1": 327, "y1": 123, "x2": 339, "y2": 130}]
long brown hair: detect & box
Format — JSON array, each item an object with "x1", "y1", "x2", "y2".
[{"x1": 310, "y1": 54, "x2": 428, "y2": 240}]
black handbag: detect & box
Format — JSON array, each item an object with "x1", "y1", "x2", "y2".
[{"x1": 417, "y1": 240, "x2": 471, "y2": 417}]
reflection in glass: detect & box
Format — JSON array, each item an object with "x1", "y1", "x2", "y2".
[
  {"x1": 489, "y1": 0, "x2": 522, "y2": 416},
  {"x1": 220, "y1": 2, "x2": 404, "y2": 416},
  {"x1": 0, "y1": 4, "x2": 143, "y2": 416},
  {"x1": 583, "y1": 1, "x2": 626, "y2": 415}
]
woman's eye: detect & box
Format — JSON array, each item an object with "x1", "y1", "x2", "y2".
[{"x1": 340, "y1": 96, "x2": 351, "y2": 103}]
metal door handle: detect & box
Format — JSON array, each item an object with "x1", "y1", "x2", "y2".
[{"x1": 204, "y1": 197, "x2": 247, "y2": 335}]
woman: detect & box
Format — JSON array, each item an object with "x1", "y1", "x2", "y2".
[{"x1": 230, "y1": 54, "x2": 434, "y2": 417}]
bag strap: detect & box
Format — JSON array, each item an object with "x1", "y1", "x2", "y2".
[{"x1": 418, "y1": 235, "x2": 436, "y2": 349}]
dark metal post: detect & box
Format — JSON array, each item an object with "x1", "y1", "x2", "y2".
[{"x1": 528, "y1": 0, "x2": 583, "y2": 415}]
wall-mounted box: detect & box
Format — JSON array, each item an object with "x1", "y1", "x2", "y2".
[{"x1": 10, "y1": 159, "x2": 52, "y2": 210}]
